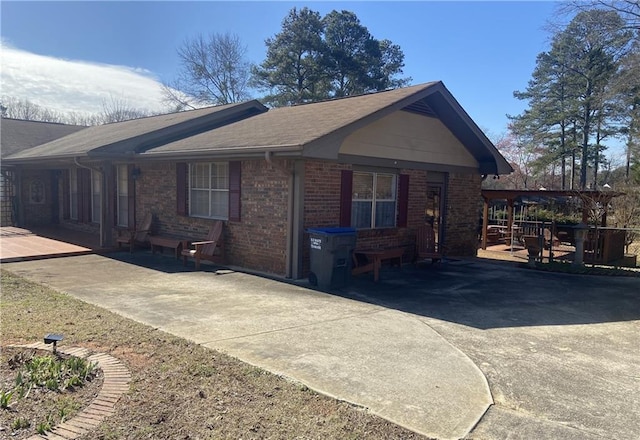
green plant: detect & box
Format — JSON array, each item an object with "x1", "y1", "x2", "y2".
[
  {"x1": 0, "y1": 388, "x2": 14, "y2": 408},
  {"x1": 36, "y1": 416, "x2": 53, "y2": 435},
  {"x1": 57, "y1": 397, "x2": 81, "y2": 423},
  {"x1": 36, "y1": 423, "x2": 51, "y2": 434},
  {"x1": 17, "y1": 354, "x2": 97, "y2": 392},
  {"x1": 12, "y1": 417, "x2": 30, "y2": 429}
]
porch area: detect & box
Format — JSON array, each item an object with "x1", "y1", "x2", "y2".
[{"x1": 0, "y1": 226, "x2": 107, "y2": 263}]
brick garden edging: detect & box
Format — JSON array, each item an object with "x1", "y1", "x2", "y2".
[{"x1": 11, "y1": 342, "x2": 130, "y2": 440}]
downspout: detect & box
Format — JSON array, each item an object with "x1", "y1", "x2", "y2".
[
  {"x1": 73, "y1": 157, "x2": 101, "y2": 173},
  {"x1": 265, "y1": 151, "x2": 294, "y2": 278}
]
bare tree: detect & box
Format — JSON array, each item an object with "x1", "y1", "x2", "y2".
[
  {"x1": 560, "y1": 1, "x2": 640, "y2": 30},
  {"x1": 163, "y1": 32, "x2": 252, "y2": 109},
  {"x1": 98, "y1": 95, "x2": 150, "y2": 123},
  {"x1": 0, "y1": 95, "x2": 150, "y2": 125},
  {"x1": 609, "y1": 182, "x2": 640, "y2": 252}
]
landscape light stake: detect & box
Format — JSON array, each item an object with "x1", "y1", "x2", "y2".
[{"x1": 44, "y1": 333, "x2": 64, "y2": 355}]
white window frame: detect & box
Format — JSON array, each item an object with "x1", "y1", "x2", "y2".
[
  {"x1": 189, "y1": 162, "x2": 229, "y2": 220},
  {"x1": 351, "y1": 171, "x2": 397, "y2": 229},
  {"x1": 69, "y1": 168, "x2": 78, "y2": 221},
  {"x1": 117, "y1": 165, "x2": 129, "y2": 227}
]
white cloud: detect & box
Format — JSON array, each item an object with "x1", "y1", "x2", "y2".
[{"x1": 0, "y1": 42, "x2": 171, "y2": 116}]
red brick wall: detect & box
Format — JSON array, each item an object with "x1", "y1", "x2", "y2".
[
  {"x1": 445, "y1": 173, "x2": 482, "y2": 256},
  {"x1": 135, "y1": 160, "x2": 290, "y2": 275},
  {"x1": 301, "y1": 162, "x2": 481, "y2": 275},
  {"x1": 302, "y1": 161, "x2": 428, "y2": 273}
]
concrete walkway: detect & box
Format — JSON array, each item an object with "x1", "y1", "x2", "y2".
[{"x1": 3, "y1": 253, "x2": 492, "y2": 440}]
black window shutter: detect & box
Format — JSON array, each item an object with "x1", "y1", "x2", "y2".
[
  {"x1": 229, "y1": 161, "x2": 241, "y2": 222},
  {"x1": 339, "y1": 170, "x2": 353, "y2": 227},
  {"x1": 176, "y1": 163, "x2": 187, "y2": 216},
  {"x1": 397, "y1": 174, "x2": 409, "y2": 227}
]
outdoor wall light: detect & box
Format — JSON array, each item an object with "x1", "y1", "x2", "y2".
[
  {"x1": 131, "y1": 167, "x2": 142, "y2": 180},
  {"x1": 44, "y1": 333, "x2": 63, "y2": 354}
]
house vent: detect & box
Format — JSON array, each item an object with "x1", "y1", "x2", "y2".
[{"x1": 402, "y1": 100, "x2": 437, "y2": 118}]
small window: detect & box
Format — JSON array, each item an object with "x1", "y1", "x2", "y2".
[
  {"x1": 351, "y1": 171, "x2": 397, "y2": 229},
  {"x1": 189, "y1": 162, "x2": 229, "y2": 219}
]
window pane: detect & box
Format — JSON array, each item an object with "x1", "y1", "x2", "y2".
[
  {"x1": 189, "y1": 162, "x2": 229, "y2": 219},
  {"x1": 352, "y1": 201, "x2": 372, "y2": 229},
  {"x1": 376, "y1": 174, "x2": 394, "y2": 200},
  {"x1": 190, "y1": 190, "x2": 209, "y2": 217},
  {"x1": 117, "y1": 165, "x2": 128, "y2": 196},
  {"x1": 211, "y1": 163, "x2": 229, "y2": 189},
  {"x1": 210, "y1": 191, "x2": 228, "y2": 218},
  {"x1": 375, "y1": 201, "x2": 396, "y2": 228},
  {"x1": 352, "y1": 172, "x2": 373, "y2": 200},
  {"x1": 191, "y1": 163, "x2": 209, "y2": 189}
]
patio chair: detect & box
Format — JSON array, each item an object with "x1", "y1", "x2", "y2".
[
  {"x1": 415, "y1": 225, "x2": 444, "y2": 264},
  {"x1": 181, "y1": 220, "x2": 225, "y2": 270},
  {"x1": 116, "y1": 212, "x2": 153, "y2": 253}
]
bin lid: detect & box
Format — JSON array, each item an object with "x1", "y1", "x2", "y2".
[{"x1": 307, "y1": 227, "x2": 356, "y2": 235}]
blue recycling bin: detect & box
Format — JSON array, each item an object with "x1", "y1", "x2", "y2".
[{"x1": 307, "y1": 227, "x2": 357, "y2": 289}]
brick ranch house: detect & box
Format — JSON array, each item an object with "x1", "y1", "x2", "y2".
[{"x1": 2, "y1": 82, "x2": 512, "y2": 278}]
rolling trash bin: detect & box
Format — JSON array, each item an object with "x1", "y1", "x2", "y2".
[{"x1": 307, "y1": 227, "x2": 357, "y2": 289}]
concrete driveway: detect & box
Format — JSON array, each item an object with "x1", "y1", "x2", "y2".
[
  {"x1": 344, "y1": 259, "x2": 640, "y2": 440},
  {"x1": 3, "y1": 252, "x2": 639, "y2": 440}
]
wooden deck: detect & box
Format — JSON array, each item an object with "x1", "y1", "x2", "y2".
[
  {"x1": 477, "y1": 242, "x2": 577, "y2": 264},
  {"x1": 0, "y1": 226, "x2": 104, "y2": 263}
]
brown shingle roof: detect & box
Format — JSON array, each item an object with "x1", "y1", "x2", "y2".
[
  {"x1": 1, "y1": 118, "x2": 85, "y2": 158},
  {"x1": 145, "y1": 83, "x2": 439, "y2": 155},
  {"x1": 5, "y1": 101, "x2": 267, "y2": 160}
]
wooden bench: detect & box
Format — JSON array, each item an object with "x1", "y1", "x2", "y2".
[
  {"x1": 352, "y1": 247, "x2": 404, "y2": 282},
  {"x1": 149, "y1": 236, "x2": 188, "y2": 260}
]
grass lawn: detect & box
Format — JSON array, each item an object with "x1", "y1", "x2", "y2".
[{"x1": 0, "y1": 270, "x2": 427, "y2": 440}]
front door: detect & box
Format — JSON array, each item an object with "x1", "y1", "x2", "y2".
[{"x1": 425, "y1": 183, "x2": 445, "y2": 249}]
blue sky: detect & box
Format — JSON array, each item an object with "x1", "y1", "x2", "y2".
[{"x1": 2, "y1": 1, "x2": 567, "y2": 142}]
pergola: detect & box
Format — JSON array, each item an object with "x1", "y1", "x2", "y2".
[{"x1": 480, "y1": 189, "x2": 623, "y2": 250}]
